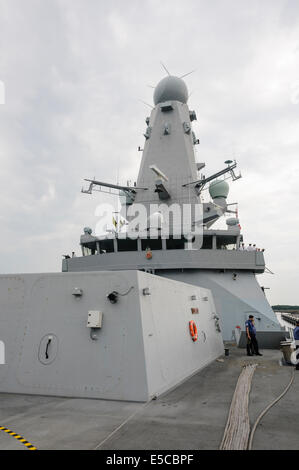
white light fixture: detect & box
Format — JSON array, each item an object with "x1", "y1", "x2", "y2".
[{"x1": 149, "y1": 165, "x2": 169, "y2": 182}]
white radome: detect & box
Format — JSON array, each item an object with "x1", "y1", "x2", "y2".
[{"x1": 154, "y1": 76, "x2": 188, "y2": 105}]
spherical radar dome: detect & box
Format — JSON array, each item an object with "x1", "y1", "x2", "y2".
[
  {"x1": 209, "y1": 180, "x2": 230, "y2": 200},
  {"x1": 226, "y1": 217, "x2": 240, "y2": 226},
  {"x1": 153, "y1": 76, "x2": 188, "y2": 105}
]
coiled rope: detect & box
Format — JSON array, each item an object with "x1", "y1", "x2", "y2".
[{"x1": 220, "y1": 364, "x2": 257, "y2": 450}]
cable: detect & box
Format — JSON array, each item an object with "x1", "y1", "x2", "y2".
[
  {"x1": 248, "y1": 368, "x2": 295, "y2": 450},
  {"x1": 117, "y1": 286, "x2": 134, "y2": 296},
  {"x1": 93, "y1": 401, "x2": 151, "y2": 450}
]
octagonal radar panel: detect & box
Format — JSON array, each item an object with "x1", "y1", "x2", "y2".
[{"x1": 154, "y1": 76, "x2": 188, "y2": 105}]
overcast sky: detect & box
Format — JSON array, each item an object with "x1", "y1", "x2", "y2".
[{"x1": 0, "y1": 0, "x2": 298, "y2": 305}]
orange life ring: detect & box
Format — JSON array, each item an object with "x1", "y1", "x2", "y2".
[
  {"x1": 189, "y1": 320, "x2": 198, "y2": 342},
  {"x1": 146, "y1": 250, "x2": 152, "y2": 260}
]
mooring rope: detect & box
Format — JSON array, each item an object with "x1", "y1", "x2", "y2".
[{"x1": 220, "y1": 364, "x2": 257, "y2": 450}]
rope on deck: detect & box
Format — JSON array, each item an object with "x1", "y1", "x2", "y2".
[{"x1": 220, "y1": 364, "x2": 258, "y2": 450}]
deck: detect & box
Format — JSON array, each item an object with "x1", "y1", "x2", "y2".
[{"x1": 0, "y1": 346, "x2": 298, "y2": 450}]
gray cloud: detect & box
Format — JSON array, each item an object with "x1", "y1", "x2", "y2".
[{"x1": 0, "y1": 0, "x2": 298, "y2": 304}]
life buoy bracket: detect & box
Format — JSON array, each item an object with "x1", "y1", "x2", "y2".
[{"x1": 189, "y1": 320, "x2": 198, "y2": 342}]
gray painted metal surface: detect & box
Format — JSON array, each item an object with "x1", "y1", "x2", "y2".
[
  {"x1": 65, "y1": 248, "x2": 266, "y2": 273},
  {"x1": 0, "y1": 271, "x2": 223, "y2": 401},
  {"x1": 64, "y1": 255, "x2": 279, "y2": 342},
  {"x1": 1, "y1": 348, "x2": 298, "y2": 450},
  {"x1": 0, "y1": 73, "x2": 281, "y2": 416},
  {"x1": 64, "y1": 252, "x2": 279, "y2": 342},
  {"x1": 136, "y1": 100, "x2": 199, "y2": 208},
  {"x1": 75, "y1": 74, "x2": 280, "y2": 342},
  {"x1": 236, "y1": 329, "x2": 289, "y2": 349},
  {"x1": 159, "y1": 270, "x2": 281, "y2": 342}
]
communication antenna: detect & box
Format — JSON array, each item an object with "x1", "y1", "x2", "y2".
[
  {"x1": 139, "y1": 99, "x2": 154, "y2": 109},
  {"x1": 180, "y1": 69, "x2": 196, "y2": 79},
  {"x1": 116, "y1": 158, "x2": 120, "y2": 186},
  {"x1": 160, "y1": 61, "x2": 171, "y2": 76}
]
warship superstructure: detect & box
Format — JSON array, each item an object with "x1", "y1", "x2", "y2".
[
  {"x1": 0, "y1": 73, "x2": 282, "y2": 403},
  {"x1": 0, "y1": 74, "x2": 295, "y2": 453},
  {"x1": 65, "y1": 74, "x2": 280, "y2": 342}
]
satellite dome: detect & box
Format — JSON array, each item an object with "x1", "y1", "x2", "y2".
[
  {"x1": 209, "y1": 180, "x2": 230, "y2": 200},
  {"x1": 226, "y1": 218, "x2": 240, "y2": 226},
  {"x1": 154, "y1": 76, "x2": 188, "y2": 105}
]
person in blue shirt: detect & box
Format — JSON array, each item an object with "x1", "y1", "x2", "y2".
[
  {"x1": 245, "y1": 315, "x2": 263, "y2": 356},
  {"x1": 293, "y1": 321, "x2": 299, "y2": 370}
]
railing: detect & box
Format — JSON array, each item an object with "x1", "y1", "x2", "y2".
[
  {"x1": 281, "y1": 313, "x2": 299, "y2": 326},
  {"x1": 64, "y1": 247, "x2": 265, "y2": 273}
]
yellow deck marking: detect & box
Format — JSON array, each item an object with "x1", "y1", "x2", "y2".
[{"x1": 0, "y1": 426, "x2": 37, "y2": 450}]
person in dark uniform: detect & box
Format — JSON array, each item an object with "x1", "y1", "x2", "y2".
[
  {"x1": 245, "y1": 315, "x2": 263, "y2": 356},
  {"x1": 293, "y1": 321, "x2": 299, "y2": 370}
]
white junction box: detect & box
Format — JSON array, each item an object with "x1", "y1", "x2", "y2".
[{"x1": 87, "y1": 310, "x2": 103, "y2": 328}]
